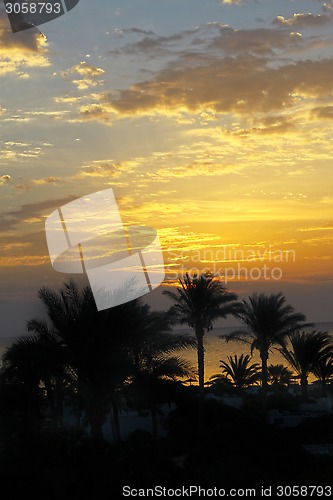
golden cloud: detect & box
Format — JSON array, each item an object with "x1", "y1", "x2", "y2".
[
  {"x1": 312, "y1": 105, "x2": 333, "y2": 119},
  {"x1": 77, "y1": 159, "x2": 142, "y2": 179},
  {"x1": 72, "y1": 56, "x2": 333, "y2": 124},
  {"x1": 273, "y1": 13, "x2": 332, "y2": 28},
  {"x1": 0, "y1": 12, "x2": 49, "y2": 75},
  {"x1": 53, "y1": 22, "x2": 333, "y2": 136},
  {"x1": 0, "y1": 174, "x2": 11, "y2": 186},
  {"x1": 69, "y1": 62, "x2": 105, "y2": 90},
  {"x1": 220, "y1": 0, "x2": 245, "y2": 4},
  {"x1": 73, "y1": 79, "x2": 102, "y2": 90},
  {"x1": 76, "y1": 104, "x2": 111, "y2": 123},
  {"x1": 30, "y1": 177, "x2": 61, "y2": 186},
  {"x1": 70, "y1": 62, "x2": 105, "y2": 77}
]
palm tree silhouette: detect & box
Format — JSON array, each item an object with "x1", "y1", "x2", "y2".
[
  {"x1": 128, "y1": 331, "x2": 195, "y2": 438},
  {"x1": 118, "y1": 300, "x2": 196, "y2": 439},
  {"x1": 267, "y1": 364, "x2": 293, "y2": 389},
  {"x1": 221, "y1": 292, "x2": 309, "y2": 409},
  {"x1": 164, "y1": 272, "x2": 239, "y2": 400},
  {"x1": 2, "y1": 326, "x2": 66, "y2": 432},
  {"x1": 312, "y1": 354, "x2": 333, "y2": 398},
  {"x1": 30, "y1": 282, "x2": 103, "y2": 439},
  {"x1": 209, "y1": 354, "x2": 261, "y2": 390},
  {"x1": 280, "y1": 330, "x2": 332, "y2": 401},
  {"x1": 1, "y1": 337, "x2": 42, "y2": 435},
  {"x1": 19, "y1": 280, "x2": 137, "y2": 440},
  {"x1": 3, "y1": 279, "x2": 197, "y2": 441}
]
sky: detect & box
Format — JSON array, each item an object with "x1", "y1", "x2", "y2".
[{"x1": 1, "y1": 0, "x2": 333, "y2": 337}]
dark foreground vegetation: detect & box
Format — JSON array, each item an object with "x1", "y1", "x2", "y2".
[
  {"x1": 1, "y1": 398, "x2": 333, "y2": 500},
  {"x1": 0, "y1": 276, "x2": 332, "y2": 499}
]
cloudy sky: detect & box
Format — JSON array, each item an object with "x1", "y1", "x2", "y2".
[{"x1": 1, "y1": 0, "x2": 333, "y2": 336}]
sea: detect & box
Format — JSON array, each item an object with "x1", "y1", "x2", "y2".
[
  {"x1": 1, "y1": 322, "x2": 332, "y2": 382},
  {"x1": 175, "y1": 322, "x2": 333, "y2": 382}
]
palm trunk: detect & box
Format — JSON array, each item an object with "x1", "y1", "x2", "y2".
[
  {"x1": 54, "y1": 379, "x2": 64, "y2": 428},
  {"x1": 260, "y1": 350, "x2": 268, "y2": 411},
  {"x1": 89, "y1": 414, "x2": 104, "y2": 440},
  {"x1": 44, "y1": 377, "x2": 63, "y2": 430},
  {"x1": 90, "y1": 422, "x2": 104, "y2": 440},
  {"x1": 195, "y1": 326, "x2": 205, "y2": 428},
  {"x1": 111, "y1": 397, "x2": 121, "y2": 444},
  {"x1": 134, "y1": 351, "x2": 140, "y2": 375},
  {"x1": 321, "y1": 379, "x2": 327, "y2": 398},
  {"x1": 44, "y1": 377, "x2": 56, "y2": 426},
  {"x1": 196, "y1": 326, "x2": 205, "y2": 399},
  {"x1": 86, "y1": 404, "x2": 105, "y2": 441},
  {"x1": 151, "y1": 401, "x2": 158, "y2": 439},
  {"x1": 27, "y1": 381, "x2": 42, "y2": 437},
  {"x1": 300, "y1": 374, "x2": 309, "y2": 402},
  {"x1": 75, "y1": 395, "x2": 84, "y2": 430}
]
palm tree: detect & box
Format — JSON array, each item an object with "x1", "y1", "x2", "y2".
[
  {"x1": 13, "y1": 280, "x2": 195, "y2": 442},
  {"x1": 1, "y1": 326, "x2": 66, "y2": 432},
  {"x1": 268, "y1": 364, "x2": 293, "y2": 389},
  {"x1": 129, "y1": 345, "x2": 195, "y2": 438},
  {"x1": 27, "y1": 282, "x2": 99, "y2": 439},
  {"x1": 2, "y1": 336, "x2": 44, "y2": 434},
  {"x1": 280, "y1": 330, "x2": 332, "y2": 401},
  {"x1": 221, "y1": 292, "x2": 309, "y2": 409},
  {"x1": 118, "y1": 301, "x2": 196, "y2": 439},
  {"x1": 312, "y1": 354, "x2": 333, "y2": 398},
  {"x1": 210, "y1": 354, "x2": 261, "y2": 390},
  {"x1": 164, "y1": 272, "x2": 239, "y2": 400},
  {"x1": 25, "y1": 280, "x2": 135, "y2": 440}
]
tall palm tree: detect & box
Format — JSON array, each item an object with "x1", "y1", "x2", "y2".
[
  {"x1": 210, "y1": 354, "x2": 260, "y2": 390},
  {"x1": 312, "y1": 354, "x2": 333, "y2": 398},
  {"x1": 268, "y1": 364, "x2": 293, "y2": 389},
  {"x1": 15, "y1": 280, "x2": 195, "y2": 442},
  {"x1": 164, "y1": 272, "x2": 239, "y2": 399},
  {"x1": 280, "y1": 330, "x2": 332, "y2": 401},
  {"x1": 221, "y1": 292, "x2": 309, "y2": 409},
  {"x1": 25, "y1": 280, "x2": 135, "y2": 440}
]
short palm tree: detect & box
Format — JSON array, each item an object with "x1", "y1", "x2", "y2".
[
  {"x1": 164, "y1": 272, "x2": 239, "y2": 399},
  {"x1": 312, "y1": 354, "x2": 333, "y2": 398},
  {"x1": 221, "y1": 292, "x2": 309, "y2": 409},
  {"x1": 210, "y1": 354, "x2": 261, "y2": 390},
  {"x1": 126, "y1": 314, "x2": 196, "y2": 438},
  {"x1": 268, "y1": 364, "x2": 293, "y2": 389},
  {"x1": 280, "y1": 330, "x2": 332, "y2": 401},
  {"x1": 129, "y1": 351, "x2": 194, "y2": 438}
]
